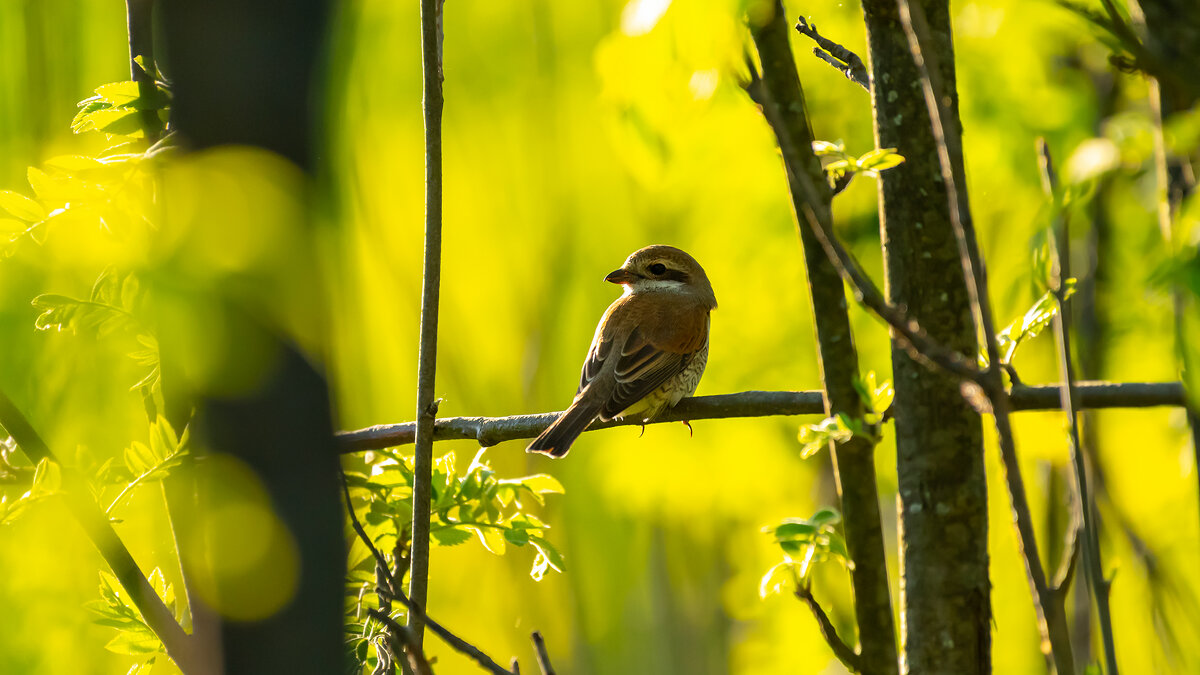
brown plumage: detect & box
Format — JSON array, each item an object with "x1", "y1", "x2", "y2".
[{"x1": 527, "y1": 245, "x2": 717, "y2": 458}]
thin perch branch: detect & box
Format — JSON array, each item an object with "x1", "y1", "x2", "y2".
[
  {"x1": 410, "y1": 0, "x2": 446, "y2": 647},
  {"x1": 336, "y1": 382, "x2": 1185, "y2": 452}
]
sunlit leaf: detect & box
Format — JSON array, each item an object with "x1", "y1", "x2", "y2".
[
  {"x1": 759, "y1": 561, "x2": 797, "y2": 598},
  {"x1": 0, "y1": 190, "x2": 46, "y2": 222},
  {"x1": 431, "y1": 526, "x2": 473, "y2": 546}
]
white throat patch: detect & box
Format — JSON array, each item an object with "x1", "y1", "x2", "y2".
[{"x1": 625, "y1": 278, "x2": 687, "y2": 296}]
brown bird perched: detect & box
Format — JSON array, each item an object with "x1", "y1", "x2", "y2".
[{"x1": 527, "y1": 245, "x2": 717, "y2": 457}]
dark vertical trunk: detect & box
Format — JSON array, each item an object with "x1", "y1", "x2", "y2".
[
  {"x1": 159, "y1": 2, "x2": 343, "y2": 674},
  {"x1": 859, "y1": 0, "x2": 991, "y2": 672}
]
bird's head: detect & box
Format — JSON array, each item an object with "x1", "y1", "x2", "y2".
[{"x1": 604, "y1": 245, "x2": 717, "y2": 309}]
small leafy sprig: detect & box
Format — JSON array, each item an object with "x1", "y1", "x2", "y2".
[
  {"x1": 86, "y1": 567, "x2": 182, "y2": 673},
  {"x1": 987, "y1": 278, "x2": 1077, "y2": 368},
  {"x1": 812, "y1": 140, "x2": 905, "y2": 191},
  {"x1": 342, "y1": 448, "x2": 565, "y2": 673},
  {"x1": 797, "y1": 371, "x2": 894, "y2": 458},
  {"x1": 760, "y1": 507, "x2": 850, "y2": 597}
]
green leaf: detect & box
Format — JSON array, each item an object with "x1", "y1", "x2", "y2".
[
  {"x1": 126, "y1": 657, "x2": 156, "y2": 675},
  {"x1": 0, "y1": 190, "x2": 46, "y2": 222},
  {"x1": 30, "y1": 457, "x2": 62, "y2": 497},
  {"x1": 72, "y1": 107, "x2": 145, "y2": 137},
  {"x1": 503, "y1": 526, "x2": 531, "y2": 546},
  {"x1": 470, "y1": 526, "x2": 507, "y2": 555},
  {"x1": 431, "y1": 526, "x2": 473, "y2": 546},
  {"x1": 811, "y1": 140, "x2": 845, "y2": 156},
  {"x1": 519, "y1": 473, "x2": 565, "y2": 495},
  {"x1": 857, "y1": 147, "x2": 905, "y2": 173},
  {"x1": 808, "y1": 507, "x2": 842, "y2": 528},
  {"x1": 759, "y1": 561, "x2": 797, "y2": 598},
  {"x1": 529, "y1": 538, "x2": 565, "y2": 581},
  {"x1": 773, "y1": 522, "x2": 818, "y2": 540},
  {"x1": 996, "y1": 279, "x2": 1077, "y2": 364},
  {"x1": 104, "y1": 627, "x2": 163, "y2": 655}
]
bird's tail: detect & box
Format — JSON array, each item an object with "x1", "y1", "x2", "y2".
[{"x1": 526, "y1": 399, "x2": 602, "y2": 458}]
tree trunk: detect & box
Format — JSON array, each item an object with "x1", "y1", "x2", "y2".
[
  {"x1": 859, "y1": 0, "x2": 991, "y2": 672},
  {"x1": 160, "y1": 1, "x2": 344, "y2": 673}
]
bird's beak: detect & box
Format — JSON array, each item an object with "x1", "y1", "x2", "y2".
[{"x1": 605, "y1": 268, "x2": 636, "y2": 284}]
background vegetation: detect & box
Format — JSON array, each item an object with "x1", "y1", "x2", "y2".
[{"x1": 0, "y1": 0, "x2": 1195, "y2": 673}]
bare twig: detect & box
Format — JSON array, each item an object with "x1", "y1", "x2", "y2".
[
  {"x1": 531, "y1": 632, "x2": 556, "y2": 675},
  {"x1": 340, "y1": 472, "x2": 517, "y2": 675},
  {"x1": 801, "y1": 215, "x2": 984, "y2": 381},
  {"x1": 1052, "y1": 526, "x2": 1082, "y2": 598},
  {"x1": 796, "y1": 584, "x2": 863, "y2": 673},
  {"x1": 410, "y1": 0, "x2": 447, "y2": 647},
  {"x1": 0, "y1": 392, "x2": 199, "y2": 672},
  {"x1": 794, "y1": 17, "x2": 869, "y2": 91},
  {"x1": 895, "y1": 0, "x2": 1075, "y2": 670},
  {"x1": 336, "y1": 382, "x2": 1185, "y2": 451},
  {"x1": 1040, "y1": 139, "x2": 1120, "y2": 674}
]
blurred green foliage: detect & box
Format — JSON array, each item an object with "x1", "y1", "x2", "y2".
[{"x1": 0, "y1": 0, "x2": 1197, "y2": 673}]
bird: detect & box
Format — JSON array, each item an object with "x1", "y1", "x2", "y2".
[{"x1": 527, "y1": 245, "x2": 717, "y2": 458}]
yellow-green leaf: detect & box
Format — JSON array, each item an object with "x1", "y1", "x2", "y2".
[{"x1": 0, "y1": 190, "x2": 46, "y2": 222}]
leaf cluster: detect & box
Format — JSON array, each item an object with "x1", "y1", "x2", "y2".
[
  {"x1": 759, "y1": 507, "x2": 849, "y2": 597},
  {"x1": 342, "y1": 448, "x2": 565, "y2": 673}
]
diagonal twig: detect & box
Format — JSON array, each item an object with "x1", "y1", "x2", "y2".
[
  {"x1": 796, "y1": 584, "x2": 863, "y2": 673},
  {"x1": 0, "y1": 391, "x2": 199, "y2": 672}
]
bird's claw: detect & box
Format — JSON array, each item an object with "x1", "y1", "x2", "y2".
[
  {"x1": 683, "y1": 420, "x2": 693, "y2": 437},
  {"x1": 638, "y1": 423, "x2": 647, "y2": 438}
]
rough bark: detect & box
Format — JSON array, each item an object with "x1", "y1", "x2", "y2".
[{"x1": 859, "y1": 0, "x2": 991, "y2": 672}]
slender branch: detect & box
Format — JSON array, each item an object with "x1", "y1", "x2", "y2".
[
  {"x1": 801, "y1": 210, "x2": 984, "y2": 381},
  {"x1": 749, "y1": 5, "x2": 899, "y2": 672},
  {"x1": 336, "y1": 382, "x2": 1185, "y2": 451},
  {"x1": 0, "y1": 391, "x2": 198, "y2": 672},
  {"x1": 1051, "y1": 525, "x2": 1081, "y2": 598},
  {"x1": 895, "y1": 1, "x2": 1076, "y2": 671},
  {"x1": 410, "y1": 0, "x2": 446, "y2": 647},
  {"x1": 794, "y1": 17, "x2": 869, "y2": 91},
  {"x1": 796, "y1": 584, "x2": 863, "y2": 673},
  {"x1": 1041, "y1": 139, "x2": 1120, "y2": 674},
  {"x1": 531, "y1": 632, "x2": 556, "y2": 675},
  {"x1": 340, "y1": 472, "x2": 517, "y2": 675}
]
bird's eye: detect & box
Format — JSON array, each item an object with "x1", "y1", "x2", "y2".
[{"x1": 647, "y1": 263, "x2": 667, "y2": 275}]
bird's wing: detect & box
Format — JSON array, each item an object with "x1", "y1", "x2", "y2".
[{"x1": 598, "y1": 326, "x2": 695, "y2": 420}]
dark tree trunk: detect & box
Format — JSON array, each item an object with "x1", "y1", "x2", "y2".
[
  {"x1": 859, "y1": 0, "x2": 991, "y2": 672},
  {"x1": 159, "y1": 2, "x2": 344, "y2": 674}
]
